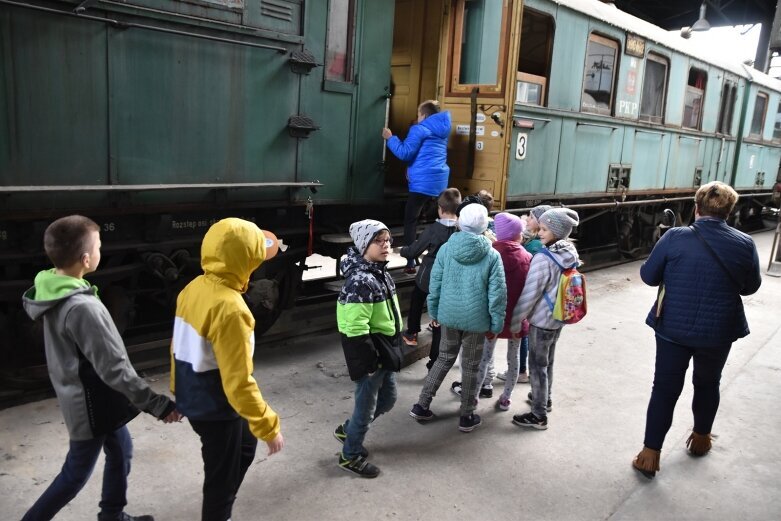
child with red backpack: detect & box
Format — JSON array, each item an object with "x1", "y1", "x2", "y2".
[{"x1": 510, "y1": 208, "x2": 582, "y2": 430}]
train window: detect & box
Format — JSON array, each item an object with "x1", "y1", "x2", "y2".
[
  {"x1": 515, "y1": 9, "x2": 554, "y2": 106},
  {"x1": 581, "y1": 34, "x2": 619, "y2": 116},
  {"x1": 451, "y1": 0, "x2": 510, "y2": 94},
  {"x1": 639, "y1": 53, "x2": 668, "y2": 123},
  {"x1": 750, "y1": 92, "x2": 768, "y2": 137},
  {"x1": 773, "y1": 102, "x2": 781, "y2": 141},
  {"x1": 325, "y1": 0, "x2": 356, "y2": 83},
  {"x1": 717, "y1": 82, "x2": 737, "y2": 135},
  {"x1": 683, "y1": 68, "x2": 706, "y2": 130}
]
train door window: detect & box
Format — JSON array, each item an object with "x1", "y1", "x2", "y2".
[
  {"x1": 683, "y1": 68, "x2": 706, "y2": 130},
  {"x1": 325, "y1": 0, "x2": 356, "y2": 83},
  {"x1": 515, "y1": 9, "x2": 554, "y2": 106},
  {"x1": 639, "y1": 53, "x2": 668, "y2": 123},
  {"x1": 717, "y1": 82, "x2": 737, "y2": 135},
  {"x1": 773, "y1": 101, "x2": 781, "y2": 141},
  {"x1": 581, "y1": 34, "x2": 619, "y2": 116},
  {"x1": 750, "y1": 92, "x2": 768, "y2": 138},
  {"x1": 451, "y1": 0, "x2": 510, "y2": 94}
]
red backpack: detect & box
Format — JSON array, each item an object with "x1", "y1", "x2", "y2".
[{"x1": 540, "y1": 249, "x2": 587, "y2": 324}]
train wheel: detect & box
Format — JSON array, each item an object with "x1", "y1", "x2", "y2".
[{"x1": 245, "y1": 259, "x2": 304, "y2": 335}]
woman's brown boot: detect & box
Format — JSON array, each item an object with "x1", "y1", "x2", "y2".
[
  {"x1": 686, "y1": 431, "x2": 712, "y2": 456},
  {"x1": 632, "y1": 446, "x2": 660, "y2": 479}
]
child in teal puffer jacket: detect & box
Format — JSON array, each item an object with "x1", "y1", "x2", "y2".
[{"x1": 409, "y1": 203, "x2": 506, "y2": 433}]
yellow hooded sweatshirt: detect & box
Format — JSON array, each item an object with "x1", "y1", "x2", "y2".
[{"x1": 170, "y1": 218, "x2": 280, "y2": 441}]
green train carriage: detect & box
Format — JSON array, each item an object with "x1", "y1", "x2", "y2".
[{"x1": 1, "y1": 0, "x2": 779, "y2": 393}]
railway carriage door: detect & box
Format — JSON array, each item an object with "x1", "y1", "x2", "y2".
[{"x1": 437, "y1": 0, "x2": 520, "y2": 208}]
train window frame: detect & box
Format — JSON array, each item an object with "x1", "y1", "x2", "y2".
[
  {"x1": 323, "y1": 0, "x2": 356, "y2": 89},
  {"x1": 449, "y1": 0, "x2": 511, "y2": 96},
  {"x1": 683, "y1": 67, "x2": 707, "y2": 130},
  {"x1": 717, "y1": 81, "x2": 737, "y2": 136},
  {"x1": 581, "y1": 33, "x2": 620, "y2": 116},
  {"x1": 515, "y1": 7, "x2": 555, "y2": 107},
  {"x1": 639, "y1": 52, "x2": 668, "y2": 124},
  {"x1": 749, "y1": 92, "x2": 769, "y2": 138},
  {"x1": 773, "y1": 101, "x2": 781, "y2": 142}
]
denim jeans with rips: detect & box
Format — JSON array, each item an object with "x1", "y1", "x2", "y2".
[{"x1": 343, "y1": 368, "x2": 397, "y2": 459}]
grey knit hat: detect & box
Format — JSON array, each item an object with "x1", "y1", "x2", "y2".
[
  {"x1": 529, "y1": 204, "x2": 553, "y2": 222},
  {"x1": 539, "y1": 208, "x2": 579, "y2": 240},
  {"x1": 349, "y1": 219, "x2": 390, "y2": 254}
]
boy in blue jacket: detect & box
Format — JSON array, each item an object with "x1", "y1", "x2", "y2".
[
  {"x1": 409, "y1": 203, "x2": 506, "y2": 432},
  {"x1": 383, "y1": 100, "x2": 452, "y2": 272}
]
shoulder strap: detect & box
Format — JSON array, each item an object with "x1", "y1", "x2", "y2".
[
  {"x1": 379, "y1": 270, "x2": 401, "y2": 334},
  {"x1": 689, "y1": 226, "x2": 741, "y2": 290},
  {"x1": 539, "y1": 248, "x2": 564, "y2": 270}
]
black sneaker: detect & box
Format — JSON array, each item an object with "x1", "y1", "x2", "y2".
[
  {"x1": 458, "y1": 413, "x2": 482, "y2": 432},
  {"x1": 527, "y1": 391, "x2": 552, "y2": 412},
  {"x1": 338, "y1": 452, "x2": 380, "y2": 478},
  {"x1": 333, "y1": 423, "x2": 368, "y2": 458},
  {"x1": 97, "y1": 514, "x2": 154, "y2": 521},
  {"x1": 512, "y1": 411, "x2": 548, "y2": 430},
  {"x1": 409, "y1": 403, "x2": 434, "y2": 421},
  {"x1": 479, "y1": 387, "x2": 493, "y2": 398},
  {"x1": 450, "y1": 381, "x2": 462, "y2": 397}
]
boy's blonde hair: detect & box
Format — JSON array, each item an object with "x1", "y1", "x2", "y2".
[
  {"x1": 418, "y1": 99, "x2": 441, "y2": 118},
  {"x1": 44, "y1": 215, "x2": 99, "y2": 268},
  {"x1": 695, "y1": 181, "x2": 738, "y2": 219}
]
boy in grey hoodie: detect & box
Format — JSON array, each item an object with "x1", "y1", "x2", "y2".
[
  {"x1": 510, "y1": 208, "x2": 580, "y2": 430},
  {"x1": 21, "y1": 215, "x2": 180, "y2": 521}
]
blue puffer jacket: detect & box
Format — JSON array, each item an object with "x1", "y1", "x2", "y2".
[
  {"x1": 640, "y1": 217, "x2": 761, "y2": 347},
  {"x1": 386, "y1": 111, "x2": 451, "y2": 196},
  {"x1": 428, "y1": 231, "x2": 507, "y2": 333}
]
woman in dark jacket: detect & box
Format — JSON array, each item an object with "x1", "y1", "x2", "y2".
[{"x1": 633, "y1": 181, "x2": 762, "y2": 478}]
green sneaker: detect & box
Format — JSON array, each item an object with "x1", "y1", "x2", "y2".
[
  {"x1": 338, "y1": 452, "x2": 380, "y2": 478},
  {"x1": 333, "y1": 422, "x2": 368, "y2": 457}
]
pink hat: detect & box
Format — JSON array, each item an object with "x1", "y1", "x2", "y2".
[{"x1": 494, "y1": 212, "x2": 525, "y2": 241}]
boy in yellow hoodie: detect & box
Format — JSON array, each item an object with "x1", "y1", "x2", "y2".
[{"x1": 171, "y1": 218, "x2": 284, "y2": 521}]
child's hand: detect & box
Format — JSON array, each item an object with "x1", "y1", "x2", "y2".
[
  {"x1": 511, "y1": 331, "x2": 522, "y2": 340},
  {"x1": 162, "y1": 409, "x2": 183, "y2": 423},
  {"x1": 265, "y1": 432, "x2": 285, "y2": 456},
  {"x1": 430, "y1": 319, "x2": 440, "y2": 328},
  {"x1": 485, "y1": 332, "x2": 497, "y2": 340},
  {"x1": 382, "y1": 128, "x2": 393, "y2": 140}
]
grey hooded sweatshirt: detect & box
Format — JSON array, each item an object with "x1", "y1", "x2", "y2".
[
  {"x1": 22, "y1": 269, "x2": 175, "y2": 440},
  {"x1": 511, "y1": 240, "x2": 580, "y2": 331}
]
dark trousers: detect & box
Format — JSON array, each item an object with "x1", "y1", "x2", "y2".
[
  {"x1": 403, "y1": 192, "x2": 434, "y2": 267},
  {"x1": 643, "y1": 336, "x2": 732, "y2": 451},
  {"x1": 22, "y1": 426, "x2": 133, "y2": 521},
  {"x1": 190, "y1": 417, "x2": 258, "y2": 521},
  {"x1": 405, "y1": 285, "x2": 442, "y2": 370}
]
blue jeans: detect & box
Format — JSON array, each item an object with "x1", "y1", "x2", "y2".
[
  {"x1": 343, "y1": 369, "x2": 397, "y2": 458},
  {"x1": 643, "y1": 336, "x2": 731, "y2": 451},
  {"x1": 22, "y1": 426, "x2": 133, "y2": 521},
  {"x1": 528, "y1": 326, "x2": 561, "y2": 418}
]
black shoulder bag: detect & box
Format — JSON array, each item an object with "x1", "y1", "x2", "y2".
[
  {"x1": 689, "y1": 226, "x2": 742, "y2": 290},
  {"x1": 370, "y1": 275, "x2": 404, "y2": 372}
]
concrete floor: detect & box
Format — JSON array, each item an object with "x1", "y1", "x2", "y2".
[{"x1": 2, "y1": 230, "x2": 780, "y2": 521}]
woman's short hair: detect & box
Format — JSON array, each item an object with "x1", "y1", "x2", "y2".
[
  {"x1": 695, "y1": 181, "x2": 738, "y2": 219},
  {"x1": 418, "y1": 100, "x2": 441, "y2": 118}
]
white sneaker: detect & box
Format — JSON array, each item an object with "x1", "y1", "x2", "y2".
[{"x1": 497, "y1": 371, "x2": 529, "y2": 384}]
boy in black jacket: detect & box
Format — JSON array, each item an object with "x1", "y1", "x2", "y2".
[{"x1": 400, "y1": 188, "x2": 461, "y2": 370}]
